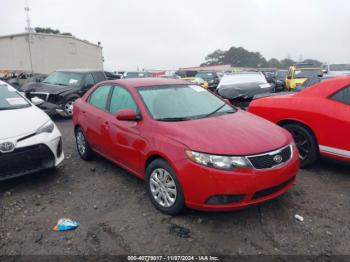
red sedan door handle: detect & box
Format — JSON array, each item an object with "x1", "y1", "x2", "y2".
[{"x1": 104, "y1": 121, "x2": 110, "y2": 128}]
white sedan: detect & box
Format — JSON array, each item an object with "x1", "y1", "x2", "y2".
[{"x1": 0, "y1": 80, "x2": 64, "y2": 180}]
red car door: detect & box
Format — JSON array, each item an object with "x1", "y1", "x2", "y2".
[
  {"x1": 104, "y1": 85, "x2": 145, "y2": 175},
  {"x1": 317, "y1": 86, "x2": 350, "y2": 159},
  {"x1": 83, "y1": 84, "x2": 113, "y2": 155}
]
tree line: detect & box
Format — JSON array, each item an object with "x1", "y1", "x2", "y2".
[
  {"x1": 201, "y1": 46, "x2": 322, "y2": 69},
  {"x1": 34, "y1": 27, "x2": 72, "y2": 36}
]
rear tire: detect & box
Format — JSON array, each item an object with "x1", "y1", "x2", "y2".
[
  {"x1": 146, "y1": 159, "x2": 185, "y2": 216},
  {"x1": 75, "y1": 127, "x2": 94, "y2": 161},
  {"x1": 282, "y1": 123, "x2": 318, "y2": 168}
]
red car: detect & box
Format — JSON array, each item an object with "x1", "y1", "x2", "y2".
[
  {"x1": 248, "y1": 77, "x2": 350, "y2": 167},
  {"x1": 73, "y1": 78, "x2": 299, "y2": 215}
]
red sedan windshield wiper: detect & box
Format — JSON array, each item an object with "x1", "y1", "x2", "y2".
[
  {"x1": 156, "y1": 117, "x2": 194, "y2": 122},
  {"x1": 204, "y1": 103, "x2": 232, "y2": 118}
]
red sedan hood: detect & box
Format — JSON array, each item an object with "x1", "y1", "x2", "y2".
[{"x1": 158, "y1": 110, "x2": 291, "y2": 156}]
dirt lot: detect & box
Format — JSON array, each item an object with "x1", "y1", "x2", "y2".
[{"x1": 0, "y1": 118, "x2": 349, "y2": 256}]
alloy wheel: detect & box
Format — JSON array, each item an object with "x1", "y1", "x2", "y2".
[
  {"x1": 76, "y1": 131, "x2": 86, "y2": 156},
  {"x1": 149, "y1": 168, "x2": 177, "y2": 208},
  {"x1": 64, "y1": 100, "x2": 75, "y2": 116},
  {"x1": 289, "y1": 128, "x2": 310, "y2": 160}
]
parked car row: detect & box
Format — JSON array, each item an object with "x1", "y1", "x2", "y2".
[
  {"x1": 1, "y1": 68, "x2": 349, "y2": 216},
  {"x1": 0, "y1": 71, "x2": 48, "y2": 89},
  {"x1": 21, "y1": 69, "x2": 108, "y2": 117},
  {"x1": 17, "y1": 67, "x2": 283, "y2": 119},
  {"x1": 322, "y1": 63, "x2": 350, "y2": 76},
  {"x1": 268, "y1": 63, "x2": 350, "y2": 92},
  {"x1": 176, "y1": 70, "x2": 220, "y2": 91}
]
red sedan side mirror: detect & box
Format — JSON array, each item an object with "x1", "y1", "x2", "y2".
[{"x1": 116, "y1": 109, "x2": 140, "y2": 121}]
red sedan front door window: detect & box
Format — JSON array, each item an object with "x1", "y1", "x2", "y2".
[{"x1": 104, "y1": 86, "x2": 144, "y2": 175}]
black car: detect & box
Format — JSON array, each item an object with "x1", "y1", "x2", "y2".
[
  {"x1": 104, "y1": 71, "x2": 121, "y2": 80},
  {"x1": 295, "y1": 75, "x2": 339, "y2": 92},
  {"x1": 175, "y1": 70, "x2": 198, "y2": 78},
  {"x1": 122, "y1": 71, "x2": 152, "y2": 79},
  {"x1": 22, "y1": 69, "x2": 107, "y2": 117},
  {"x1": 262, "y1": 71, "x2": 276, "y2": 84},
  {"x1": 273, "y1": 70, "x2": 288, "y2": 91},
  {"x1": 195, "y1": 71, "x2": 220, "y2": 90}
]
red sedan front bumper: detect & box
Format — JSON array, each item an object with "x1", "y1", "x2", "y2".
[{"x1": 174, "y1": 145, "x2": 299, "y2": 211}]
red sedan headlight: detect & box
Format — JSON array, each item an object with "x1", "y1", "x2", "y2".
[{"x1": 185, "y1": 150, "x2": 252, "y2": 170}]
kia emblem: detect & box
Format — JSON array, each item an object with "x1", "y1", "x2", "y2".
[
  {"x1": 0, "y1": 142, "x2": 15, "y2": 153},
  {"x1": 273, "y1": 154, "x2": 283, "y2": 164}
]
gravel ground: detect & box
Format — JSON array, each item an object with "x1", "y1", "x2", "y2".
[{"x1": 0, "y1": 118, "x2": 349, "y2": 256}]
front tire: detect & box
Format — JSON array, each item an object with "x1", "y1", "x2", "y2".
[
  {"x1": 146, "y1": 159, "x2": 185, "y2": 215},
  {"x1": 64, "y1": 98, "x2": 77, "y2": 117},
  {"x1": 282, "y1": 123, "x2": 318, "y2": 168},
  {"x1": 75, "y1": 127, "x2": 94, "y2": 161}
]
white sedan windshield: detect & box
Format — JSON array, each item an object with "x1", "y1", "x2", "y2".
[{"x1": 0, "y1": 82, "x2": 30, "y2": 110}]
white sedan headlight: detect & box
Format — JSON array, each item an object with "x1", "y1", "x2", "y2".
[
  {"x1": 186, "y1": 150, "x2": 252, "y2": 170},
  {"x1": 36, "y1": 121, "x2": 55, "y2": 135}
]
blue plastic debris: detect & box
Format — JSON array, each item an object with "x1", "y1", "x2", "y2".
[{"x1": 53, "y1": 218, "x2": 80, "y2": 231}]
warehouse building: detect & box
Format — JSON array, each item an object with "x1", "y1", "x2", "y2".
[{"x1": 0, "y1": 33, "x2": 103, "y2": 74}]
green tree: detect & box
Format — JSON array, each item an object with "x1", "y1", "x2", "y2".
[
  {"x1": 280, "y1": 58, "x2": 295, "y2": 69},
  {"x1": 203, "y1": 46, "x2": 267, "y2": 68},
  {"x1": 34, "y1": 27, "x2": 72, "y2": 36},
  {"x1": 35, "y1": 27, "x2": 60, "y2": 34},
  {"x1": 202, "y1": 49, "x2": 226, "y2": 66},
  {"x1": 202, "y1": 46, "x2": 323, "y2": 69},
  {"x1": 267, "y1": 58, "x2": 281, "y2": 68},
  {"x1": 302, "y1": 59, "x2": 322, "y2": 67}
]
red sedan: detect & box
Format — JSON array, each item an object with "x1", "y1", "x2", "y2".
[
  {"x1": 73, "y1": 78, "x2": 299, "y2": 215},
  {"x1": 248, "y1": 77, "x2": 350, "y2": 167}
]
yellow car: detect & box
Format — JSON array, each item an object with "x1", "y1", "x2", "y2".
[
  {"x1": 286, "y1": 65, "x2": 323, "y2": 90},
  {"x1": 182, "y1": 77, "x2": 209, "y2": 89}
]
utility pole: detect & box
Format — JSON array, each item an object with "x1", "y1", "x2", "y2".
[{"x1": 25, "y1": 0, "x2": 34, "y2": 73}]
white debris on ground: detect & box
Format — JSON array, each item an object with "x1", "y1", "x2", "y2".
[{"x1": 294, "y1": 214, "x2": 304, "y2": 222}]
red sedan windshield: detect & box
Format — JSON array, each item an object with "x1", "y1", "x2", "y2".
[{"x1": 138, "y1": 84, "x2": 235, "y2": 120}]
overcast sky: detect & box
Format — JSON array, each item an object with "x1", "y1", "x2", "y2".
[{"x1": 0, "y1": 0, "x2": 349, "y2": 70}]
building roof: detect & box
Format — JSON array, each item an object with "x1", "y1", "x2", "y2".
[{"x1": 0, "y1": 32, "x2": 102, "y2": 48}]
